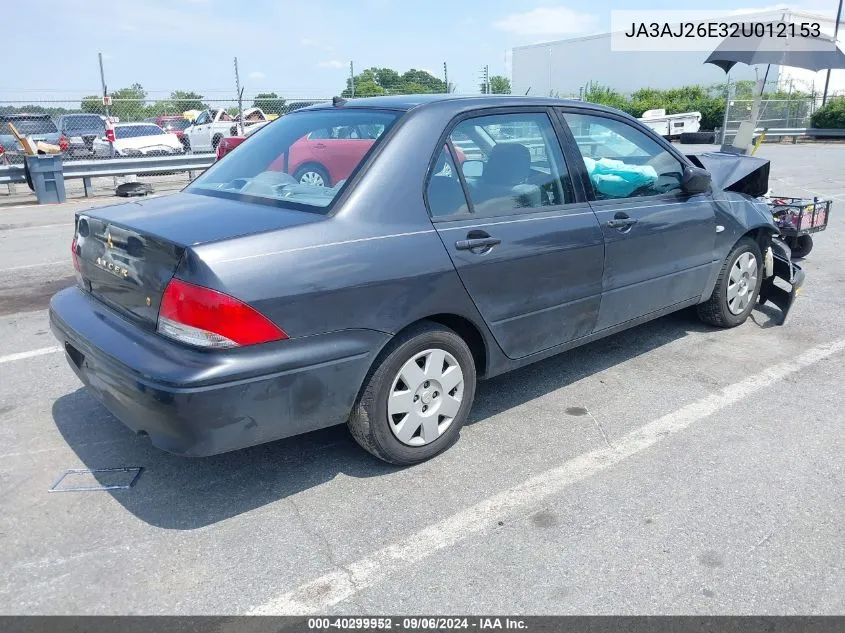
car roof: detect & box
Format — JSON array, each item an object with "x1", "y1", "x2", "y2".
[
  {"x1": 114, "y1": 121, "x2": 159, "y2": 127},
  {"x1": 60, "y1": 113, "x2": 104, "y2": 117},
  {"x1": 0, "y1": 113, "x2": 53, "y2": 121},
  {"x1": 302, "y1": 94, "x2": 628, "y2": 117}
]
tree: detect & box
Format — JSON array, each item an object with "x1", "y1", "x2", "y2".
[
  {"x1": 341, "y1": 66, "x2": 445, "y2": 97},
  {"x1": 108, "y1": 83, "x2": 146, "y2": 120},
  {"x1": 400, "y1": 69, "x2": 445, "y2": 93},
  {"x1": 252, "y1": 92, "x2": 286, "y2": 115},
  {"x1": 489, "y1": 75, "x2": 511, "y2": 95},
  {"x1": 81, "y1": 95, "x2": 106, "y2": 115},
  {"x1": 170, "y1": 90, "x2": 206, "y2": 112}
]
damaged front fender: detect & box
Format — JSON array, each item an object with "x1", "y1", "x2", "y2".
[{"x1": 761, "y1": 237, "x2": 805, "y2": 325}]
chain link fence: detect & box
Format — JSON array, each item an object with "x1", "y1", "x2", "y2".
[
  {"x1": 0, "y1": 97, "x2": 330, "y2": 163},
  {"x1": 721, "y1": 96, "x2": 819, "y2": 144}
]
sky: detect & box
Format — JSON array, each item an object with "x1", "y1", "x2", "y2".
[{"x1": 2, "y1": 0, "x2": 840, "y2": 104}]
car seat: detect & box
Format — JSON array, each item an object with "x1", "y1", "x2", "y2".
[{"x1": 473, "y1": 143, "x2": 541, "y2": 211}]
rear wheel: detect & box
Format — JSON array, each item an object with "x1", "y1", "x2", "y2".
[
  {"x1": 680, "y1": 131, "x2": 716, "y2": 144},
  {"x1": 294, "y1": 164, "x2": 331, "y2": 187},
  {"x1": 697, "y1": 237, "x2": 762, "y2": 328},
  {"x1": 348, "y1": 322, "x2": 477, "y2": 465}
]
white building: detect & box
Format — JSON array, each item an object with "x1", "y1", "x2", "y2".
[{"x1": 512, "y1": 9, "x2": 845, "y2": 99}]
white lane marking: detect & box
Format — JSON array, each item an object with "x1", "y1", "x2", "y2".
[
  {"x1": 0, "y1": 223, "x2": 70, "y2": 231},
  {"x1": 0, "y1": 260, "x2": 68, "y2": 272},
  {"x1": 248, "y1": 337, "x2": 845, "y2": 615},
  {"x1": 0, "y1": 346, "x2": 61, "y2": 365}
]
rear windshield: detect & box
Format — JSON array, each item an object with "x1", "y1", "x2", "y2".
[
  {"x1": 115, "y1": 125, "x2": 165, "y2": 139},
  {"x1": 187, "y1": 108, "x2": 399, "y2": 212},
  {"x1": 62, "y1": 116, "x2": 105, "y2": 132},
  {"x1": 160, "y1": 119, "x2": 190, "y2": 131},
  {"x1": 0, "y1": 118, "x2": 58, "y2": 135}
]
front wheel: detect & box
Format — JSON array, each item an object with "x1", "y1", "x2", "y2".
[
  {"x1": 697, "y1": 237, "x2": 763, "y2": 328},
  {"x1": 348, "y1": 322, "x2": 477, "y2": 465},
  {"x1": 788, "y1": 234, "x2": 813, "y2": 258}
]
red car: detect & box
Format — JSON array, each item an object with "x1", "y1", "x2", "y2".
[
  {"x1": 145, "y1": 116, "x2": 192, "y2": 150},
  {"x1": 217, "y1": 123, "x2": 382, "y2": 187},
  {"x1": 217, "y1": 122, "x2": 465, "y2": 186}
]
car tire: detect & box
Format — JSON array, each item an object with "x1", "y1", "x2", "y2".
[
  {"x1": 697, "y1": 237, "x2": 763, "y2": 328},
  {"x1": 212, "y1": 134, "x2": 223, "y2": 150},
  {"x1": 180, "y1": 137, "x2": 191, "y2": 152},
  {"x1": 294, "y1": 164, "x2": 331, "y2": 187},
  {"x1": 788, "y1": 234, "x2": 813, "y2": 258},
  {"x1": 680, "y1": 131, "x2": 716, "y2": 144},
  {"x1": 348, "y1": 322, "x2": 477, "y2": 465}
]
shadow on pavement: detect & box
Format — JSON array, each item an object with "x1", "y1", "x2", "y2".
[{"x1": 52, "y1": 307, "x2": 745, "y2": 531}]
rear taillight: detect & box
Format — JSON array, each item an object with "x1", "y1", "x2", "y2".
[
  {"x1": 157, "y1": 278, "x2": 287, "y2": 349},
  {"x1": 0, "y1": 143, "x2": 6, "y2": 155},
  {"x1": 59, "y1": 135, "x2": 69, "y2": 152},
  {"x1": 70, "y1": 236, "x2": 81, "y2": 271},
  {"x1": 216, "y1": 139, "x2": 229, "y2": 160}
]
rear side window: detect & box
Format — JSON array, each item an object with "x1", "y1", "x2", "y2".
[
  {"x1": 447, "y1": 112, "x2": 574, "y2": 217},
  {"x1": 426, "y1": 146, "x2": 469, "y2": 218}
]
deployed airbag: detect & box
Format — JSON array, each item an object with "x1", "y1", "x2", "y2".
[{"x1": 583, "y1": 157, "x2": 658, "y2": 198}]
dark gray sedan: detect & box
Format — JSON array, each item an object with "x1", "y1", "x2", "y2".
[{"x1": 50, "y1": 95, "x2": 803, "y2": 465}]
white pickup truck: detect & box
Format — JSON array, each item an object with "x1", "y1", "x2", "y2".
[
  {"x1": 637, "y1": 109, "x2": 708, "y2": 142},
  {"x1": 183, "y1": 107, "x2": 270, "y2": 153}
]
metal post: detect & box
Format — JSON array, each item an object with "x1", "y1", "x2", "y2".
[
  {"x1": 822, "y1": 0, "x2": 844, "y2": 106},
  {"x1": 234, "y1": 57, "x2": 244, "y2": 135},
  {"x1": 443, "y1": 62, "x2": 448, "y2": 93},
  {"x1": 547, "y1": 46, "x2": 552, "y2": 96},
  {"x1": 349, "y1": 61, "x2": 355, "y2": 98},
  {"x1": 720, "y1": 76, "x2": 732, "y2": 145},
  {"x1": 98, "y1": 52, "x2": 114, "y2": 160}
]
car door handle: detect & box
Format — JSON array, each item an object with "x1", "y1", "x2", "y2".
[
  {"x1": 314, "y1": 143, "x2": 326, "y2": 150},
  {"x1": 606, "y1": 217, "x2": 638, "y2": 229},
  {"x1": 455, "y1": 237, "x2": 501, "y2": 251}
]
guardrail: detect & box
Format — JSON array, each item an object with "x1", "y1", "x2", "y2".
[
  {"x1": 0, "y1": 153, "x2": 216, "y2": 196},
  {"x1": 722, "y1": 127, "x2": 845, "y2": 143}
]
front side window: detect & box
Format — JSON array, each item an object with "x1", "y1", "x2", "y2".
[
  {"x1": 187, "y1": 109, "x2": 399, "y2": 212},
  {"x1": 447, "y1": 113, "x2": 573, "y2": 217},
  {"x1": 194, "y1": 111, "x2": 210, "y2": 125},
  {"x1": 562, "y1": 112, "x2": 685, "y2": 199}
]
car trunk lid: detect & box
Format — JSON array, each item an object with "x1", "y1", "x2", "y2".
[{"x1": 74, "y1": 191, "x2": 325, "y2": 327}]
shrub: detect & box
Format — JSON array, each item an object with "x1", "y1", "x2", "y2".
[{"x1": 811, "y1": 98, "x2": 845, "y2": 128}]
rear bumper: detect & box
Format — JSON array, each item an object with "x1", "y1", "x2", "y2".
[{"x1": 49, "y1": 287, "x2": 387, "y2": 456}]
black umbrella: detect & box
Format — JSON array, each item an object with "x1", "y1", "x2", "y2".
[{"x1": 705, "y1": 25, "x2": 845, "y2": 73}]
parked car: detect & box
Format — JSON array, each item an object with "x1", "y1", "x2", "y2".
[
  {"x1": 56, "y1": 113, "x2": 107, "y2": 158},
  {"x1": 215, "y1": 121, "x2": 388, "y2": 186},
  {"x1": 0, "y1": 113, "x2": 66, "y2": 163},
  {"x1": 145, "y1": 116, "x2": 192, "y2": 150},
  {"x1": 51, "y1": 95, "x2": 803, "y2": 466},
  {"x1": 184, "y1": 107, "x2": 269, "y2": 153},
  {"x1": 92, "y1": 122, "x2": 184, "y2": 157}
]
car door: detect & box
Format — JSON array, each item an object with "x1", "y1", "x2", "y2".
[
  {"x1": 428, "y1": 109, "x2": 604, "y2": 360},
  {"x1": 556, "y1": 109, "x2": 716, "y2": 331},
  {"x1": 190, "y1": 110, "x2": 213, "y2": 151}
]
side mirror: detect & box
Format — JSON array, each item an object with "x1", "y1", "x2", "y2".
[
  {"x1": 682, "y1": 165, "x2": 711, "y2": 194},
  {"x1": 462, "y1": 160, "x2": 484, "y2": 179}
]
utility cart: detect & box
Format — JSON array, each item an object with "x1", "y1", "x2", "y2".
[{"x1": 766, "y1": 196, "x2": 831, "y2": 258}]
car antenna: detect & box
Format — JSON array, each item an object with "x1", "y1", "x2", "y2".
[{"x1": 332, "y1": 96, "x2": 347, "y2": 107}]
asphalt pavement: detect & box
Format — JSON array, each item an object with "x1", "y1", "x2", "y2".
[{"x1": 1, "y1": 143, "x2": 843, "y2": 615}]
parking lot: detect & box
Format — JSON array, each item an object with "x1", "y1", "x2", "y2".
[{"x1": 1, "y1": 142, "x2": 844, "y2": 615}]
